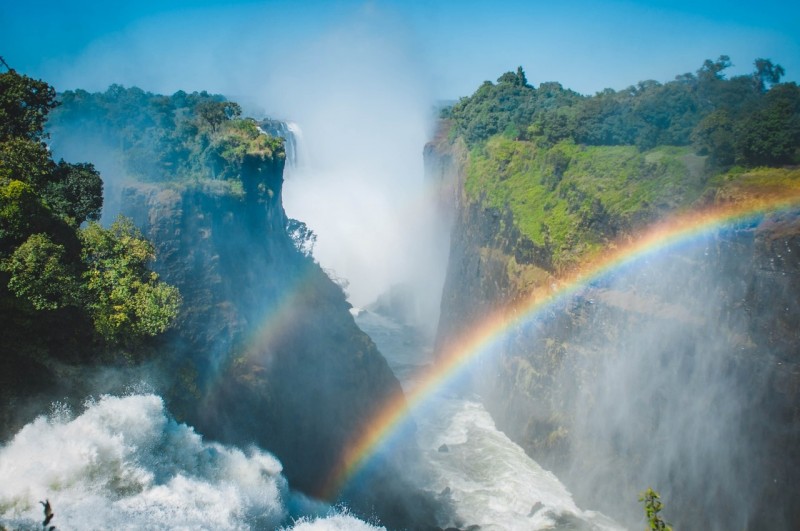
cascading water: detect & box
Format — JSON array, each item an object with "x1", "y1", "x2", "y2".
[
  {"x1": 0, "y1": 394, "x2": 381, "y2": 530},
  {"x1": 259, "y1": 119, "x2": 302, "y2": 168},
  {"x1": 353, "y1": 310, "x2": 623, "y2": 530},
  {"x1": 277, "y1": 114, "x2": 623, "y2": 529}
]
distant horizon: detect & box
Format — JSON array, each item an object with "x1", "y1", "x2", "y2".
[{"x1": 2, "y1": 0, "x2": 798, "y2": 103}]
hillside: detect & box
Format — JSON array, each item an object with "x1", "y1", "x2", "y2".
[{"x1": 431, "y1": 58, "x2": 800, "y2": 529}]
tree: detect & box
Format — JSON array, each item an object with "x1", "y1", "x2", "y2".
[
  {"x1": 80, "y1": 217, "x2": 181, "y2": 343},
  {"x1": 698, "y1": 55, "x2": 732, "y2": 82},
  {"x1": 516, "y1": 66, "x2": 528, "y2": 87},
  {"x1": 196, "y1": 100, "x2": 242, "y2": 133},
  {"x1": 639, "y1": 488, "x2": 673, "y2": 531},
  {"x1": 691, "y1": 109, "x2": 736, "y2": 166},
  {"x1": 753, "y1": 58, "x2": 785, "y2": 92},
  {"x1": 0, "y1": 178, "x2": 51, "y2": 255},
  {"x1": 735, "y1": 82, "x2": 800, "y2": 166},
  {"x1": 0, "y1": 136, "x2": 55, "y2": 186},
  {"x1": 497, "y1": 67, "x2": 528, "y2": 87},
  {"x1": 0, "y1": 69, "x2": 181, "y2": 355},
  {"x1": 43, "y1": 161, "x2": 103, "y2": 226},
  {"x1": 0, "y1": 71, "x2": 57, "y2": 142},
  {"x1": 4, "y1": 233, "x2": 78, "y2": 310},
  {"x1": 287, "y1": 218, "x2": 316, "y2": 258}
]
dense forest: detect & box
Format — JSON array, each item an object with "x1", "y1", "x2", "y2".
[
  {"x1": 0, "y1": 71, "x2": 181, "y2": 359},
  {"x1": 446, "y1": 56, "x2": 799, "y2": 167},
  {"x1": 0, "y1": 70, "x2": 187, "y2": 437},
  {"x1": 0, "y1": 70, "x2": 297, "y2": 436},
  {"x1": 48, "y1": 85, "x2": 285, "y2": 186}
]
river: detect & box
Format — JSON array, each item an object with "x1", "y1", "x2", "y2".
[{"x1": 353, "y1": 309, "x2": 623, "y2": 531}]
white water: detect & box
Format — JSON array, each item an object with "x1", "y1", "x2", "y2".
[
  {"x1": 0, "y1": 394, "x2": 382, "y2": 530},
  {"x1": 354, "y1": 310, "x2": 624, "y2": 531},
  {"x1": 284, "y1": 122, "x2": 305, "y2": 168}
]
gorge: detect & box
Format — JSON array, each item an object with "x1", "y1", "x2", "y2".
[{"x1": 2, "y1": 51, "x2": 800, "y2": 531}]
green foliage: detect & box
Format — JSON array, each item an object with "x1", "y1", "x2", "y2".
[
  {"x1": 287, "y1": 218, "x2": 317, "y2": 258},
  {"x1": 734, "y1": 82, "x2": 800, "y2": 166},
  {"x1": 639, "y1": 488, "x2": 673, "y2": 531},
  {"x1": 449, "y1": 68, "x2": 583, "y2": 146},
  {"x1": 465, "y1": 137, "x2": 704, "y2": 270},
  {"x1": 450, "y1": 56, "x2": 799, "y2": 169},
  {"x1": 196, "y1": 100, "x2": 242, "y2": 132},
  {"x1": 4, "y1": 233, "x2": 78, "y2": 310},
  {"x1": 80, "y1": 217, "x2": 181, "y2": 343},
  {"x1": 449, "y1": 56, "x2": 800, "y2": 277},
  {"x1": 209, "y1": 118, "x2": 283, "y2": 180},
  {"x1": 691, "y1": 109, "x2": 736, "y2": 165},
  {"x1": 47, "y1": 85, "x2": 285, "y2": 188},
  {"x1": 0, "y1": 69, "x2": 180, "y2": 358},
  {"x1": 0, "y1": 136, "x2": 54, "y2": 185},
  {"x1": 0, "y1": 179, "x2": 49, "y2": 253},
  {"x1": 0, "y1": 71, "x2": 57, "y2": 142},
  {"x1": 753, "y1": 58, "x2": 785, "y2": 92},
  {"x1": 42, "y1": 161, "x2": 103, "y2": 226},
  {"x1": 707, "y1": 166, "x2": 800, "y2": 203}
]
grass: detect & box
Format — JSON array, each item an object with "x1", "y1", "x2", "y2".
[
  {"x1": 707, "y1": 166, "x2": 800, "y2": 201},
  {"x1": 464, "y1": 136, "x2": 711, "y2": 270}
]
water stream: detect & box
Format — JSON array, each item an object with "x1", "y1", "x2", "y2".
[{"x1": 353, "y1": 309, "x2": 623, "y2": 531}]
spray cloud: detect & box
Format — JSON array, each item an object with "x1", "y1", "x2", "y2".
[{"x1": 44, "y1": 2, "x2": 444, "y2": 327}]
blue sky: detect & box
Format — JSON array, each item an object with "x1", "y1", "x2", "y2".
[
  {"x1": 2, "y1": 0, "x2": 798, "y2": 305},
  {"x1": 2, "y1": 0, "x2": 798, "y2": 101}
]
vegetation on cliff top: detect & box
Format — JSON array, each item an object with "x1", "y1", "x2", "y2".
[
  {"x1": 447, "y1": 56, "x2": 799, "y2": 168},
  {"x1": 447, "y1": 57, "x2": 800, "y2": 271},
  {"x1": 47, "y1": 85, "x2": 285, "y2": 186},
  {"x1": 0, "y1": 69, "x2": 180, "y2": 363}
]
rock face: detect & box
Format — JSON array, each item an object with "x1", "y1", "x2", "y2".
[
  {"x1": 119, "y1": 160, "x2": 405, "y2": 505},
  {"x1": 430, "y1": 137, "x2": 800, "y2": 530}
]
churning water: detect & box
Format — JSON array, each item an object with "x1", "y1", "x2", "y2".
[
  {"x1": 0, "y1": 394, "x2": 381, "y2": 530},
  {"x1": 354, "y1": 310, "x2": 623, "y2": 530}
]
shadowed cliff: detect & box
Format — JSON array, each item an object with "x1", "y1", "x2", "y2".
[
  {"x1": 40, "y1": 85, "x2": 440, "y2": 528},
  {"x1": 430, "y1": 61, "x2": 800, "y2": 529}
]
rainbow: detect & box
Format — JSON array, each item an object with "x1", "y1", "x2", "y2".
[{"x1": 320, "y1": 189, "x2": 800, "y2": 499}]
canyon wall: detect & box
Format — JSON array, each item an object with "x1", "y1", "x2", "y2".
[{"x1": 429, "y1": 134, "x2": 800, "y2": 529}]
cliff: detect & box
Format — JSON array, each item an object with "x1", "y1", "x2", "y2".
[
  {"x1": 430, "y1": 132, "x2": 800, "y2": 529},
  {"x1": 118, "y1": 161, "x2": 408, "y2": 499},
  {"x1": 35, "y1": 86, "x2": 429, "y2": 526}
]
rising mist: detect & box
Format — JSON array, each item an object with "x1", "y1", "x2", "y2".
[
  {"x1": 45, "y1": 2, "x2": 448, "y2": 333},
  {"x1": 474, "y1": 221, "x2": 800, "y2": 529}
]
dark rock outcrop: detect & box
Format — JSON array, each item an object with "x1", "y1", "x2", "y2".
[{"x1": 118, "y1": 160, "x2": 410, "y2": 515}]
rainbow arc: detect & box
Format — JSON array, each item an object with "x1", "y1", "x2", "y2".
[{"x1": 320, "y1": 190, "x2": 800, "y2": 500}]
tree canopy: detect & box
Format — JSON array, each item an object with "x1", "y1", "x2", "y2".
[
  {"x1": 446, "y1": 58, "x2": 800, "y2": 168},
  {"x1": 47, "y1": 85, "x2": 284, "y2": 185},
  {"x1": 0, "y1": 70, "x2": 180, "y2": 360}
]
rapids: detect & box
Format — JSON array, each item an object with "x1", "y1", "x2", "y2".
[
  {"x1": 353, "y1": 310, "x2": 623, "y2": 530},
  {"x1": 0, "y1": 394, "x2": 381, "y2": 530}
]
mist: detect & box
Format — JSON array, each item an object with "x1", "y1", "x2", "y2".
[
  {"x1": 275, "y1": 14, "x2": 441, "y2": 315},
  {"x1": 478, "y1": 223, "x2": 798, "y2": 529},
  {"x1": 43, "y1": 2, "x2": 447, "y2": 330}
]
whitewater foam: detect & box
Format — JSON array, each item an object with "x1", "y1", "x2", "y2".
[
  {"x1": 354, "y1": 312, "x2": 622, "y2": 531},
  {"x1": 0, "y1": 394, "x2": 381, "y2": 530},
  {"x1": 417, "y1": 397, "x2": 621, "y2": 531},
  {"x1": 283, "y1": 512, "x2": 383, "y2": 531}
]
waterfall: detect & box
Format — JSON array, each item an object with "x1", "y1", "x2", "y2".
[{"x1": 259, "y1": 119, "x2": 302, "y2": 168}]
